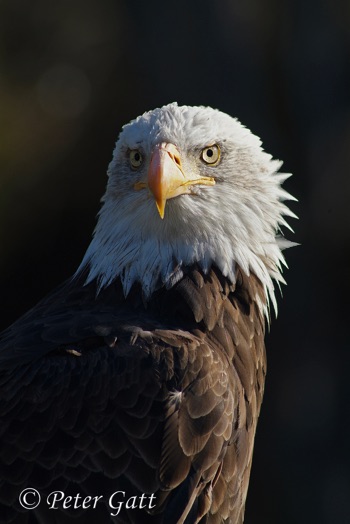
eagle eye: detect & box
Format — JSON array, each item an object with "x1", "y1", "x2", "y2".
[
  {"x1": 201, "y1": 145, "x2": 220, "y2": 165},
  {"x1": 129, "y1": 150, "x2": 143, "y2": 168}
]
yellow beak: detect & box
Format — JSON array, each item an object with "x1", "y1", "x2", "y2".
[{"x1": 146, "y1": 143, "x2": 215, "y2": 219}]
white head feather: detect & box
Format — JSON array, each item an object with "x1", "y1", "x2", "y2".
[{"x1": 77, "y1": 103, "x2": 297, "y2": 316}]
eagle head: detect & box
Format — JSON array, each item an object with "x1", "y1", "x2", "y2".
[{"x1": 77, "y1": 103, "x2": 296, "y2": 313}]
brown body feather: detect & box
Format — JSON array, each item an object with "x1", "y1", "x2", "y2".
[{"x1": 0, "y1": 265, "x2": 266, "y2": 523}]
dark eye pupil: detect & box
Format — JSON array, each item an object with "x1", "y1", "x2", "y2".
[
  {"x1": 134, "y1": 153, "x2": 140, "y2": 161},
  {"x1": 207, "y1": 149, "x2": 213, "y2": 157}
]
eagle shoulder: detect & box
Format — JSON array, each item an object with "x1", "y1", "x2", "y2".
[{"x1": 0, "y1": 266, "x2": 266, "y2": 523}]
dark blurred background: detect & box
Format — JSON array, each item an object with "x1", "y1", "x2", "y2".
[{"x1": 1, "y1": 1, "x2": 349, "y2": 522}]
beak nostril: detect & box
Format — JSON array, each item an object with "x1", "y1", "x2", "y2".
[{"x1": 165, "y1": 148, "x2": 181, "y2": 167}]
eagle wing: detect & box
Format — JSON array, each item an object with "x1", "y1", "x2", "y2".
[{"x1": 0, "y1": 267, "x2": 265, "y2": 524}]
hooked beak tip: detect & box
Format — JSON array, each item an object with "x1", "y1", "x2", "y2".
[{"x1": 156, "y1": 200, "x2": 165, "y2": 219}]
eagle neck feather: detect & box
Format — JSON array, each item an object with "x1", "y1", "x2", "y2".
[{"x1": 76, "y1": 212, "x2": 285, "y2": 320}]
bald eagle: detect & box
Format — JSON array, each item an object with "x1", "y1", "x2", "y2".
[{"x1": 0, "y1": 103, "x2": 296, "y2": 524}]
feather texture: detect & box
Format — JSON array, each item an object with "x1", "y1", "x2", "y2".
[{"x1": 0, "y1": 266, "x2": 266, "y2": 523}]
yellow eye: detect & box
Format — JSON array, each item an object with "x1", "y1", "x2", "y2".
[
  {"x1": 129, "y1": 150, "x2": 143, "y2": 168},
  {"x1": 201, "y1": 144, "x2": 220, "y2": 165}
]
